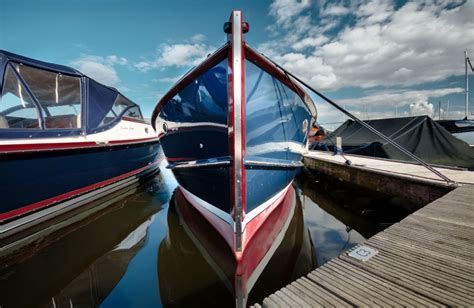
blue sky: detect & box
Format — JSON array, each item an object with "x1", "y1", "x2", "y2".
[{"x1": 1, "y1": 0, "x2": 473, "y2": 127}]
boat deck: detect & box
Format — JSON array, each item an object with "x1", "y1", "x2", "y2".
[{"x1": 253, "y1": 184, "x2": 474, "y2": 307}]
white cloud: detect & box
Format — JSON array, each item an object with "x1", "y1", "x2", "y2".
[
  {"x1": 152, "y1": 76, "x2": 180, "y2": 83},
  {"x1": 355, "y1": 0, "x2": 394, "y2": 25},
  {"x1": 134, "y1": 36, "x2": 214, "y2": 72},
  {"x1": 190, "y1": 33, "x2": 206, "y2": 43},
  {"x1": 320, "y1": 3, "x2": 350, "y2": 17},
  {"x1": 313, "y1": 87, "x2": 463, "y2": 128},
  {"x1": 292, "y1": 35, "x2": 329, "y2": 50},
  {"x1": 265, "y1": 0, "x2": 474, "y2": 91},
  {"x1": 274, "y1": 52, "x2": 337, "y2": 89},
  {"x1": 71, "y1": 54, "x2": 128, "y2": 86},
  {"x1": 269, "y1": 0, "x2": 311, "y2": 27},
  {"x1": 105, "y1": 55, "x2": 128, "y2": 65},
  {"x1": 336, "y1": 87, "x2": 464, "y2": 108},
  {"x1": 410, "y1": 101, "x2": 434, "y2": 117}
]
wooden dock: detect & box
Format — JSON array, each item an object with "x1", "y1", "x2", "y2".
[
  {"x1": 253, "y1": 184, "x2": 474, "y2": 307},
  {"x1": 303, "y1": 150, "x2": 474, "y2": 206}
]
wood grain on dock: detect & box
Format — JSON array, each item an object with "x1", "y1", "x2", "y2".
[
  {"x1": 303, "y1": 151, "x2": 474, "y2": 206},
  {"x1": 305, "y1": 150, "x2": 474, "y2": 185},
  {"x1": 254, "y1": 184, "x2": 474, "y2": 307}
]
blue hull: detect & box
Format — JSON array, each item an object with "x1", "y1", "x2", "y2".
[
  {"x1": 158, "y1": 57, "x2": 312, "y2": 214},
  {"x1": 0, "y1": 141, "x2": 161, "y2": 221}
]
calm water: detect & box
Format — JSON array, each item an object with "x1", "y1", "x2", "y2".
[{"x1": 0, "y1": 164, "x2": 409, "y2": 307}]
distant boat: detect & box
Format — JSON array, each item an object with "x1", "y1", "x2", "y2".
[
  {"x1": 0, "y1": 50, "x2": 161, "y2": 237},
  {"x1": 151, "y1": 11, "x2": 317, "y2": 306},
  {"x1": 437, "y1": 119, "x2": 474, "y2": 146},
  {"x1": 437, "y1": 51, "x2": 474, "y2": 146}
]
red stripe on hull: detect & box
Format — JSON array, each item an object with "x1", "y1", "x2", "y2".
[
  {"x1": 235, "y1": 186, "x2": 295, "y2": 301},
  {"x1": 176, "y1": 181, "x2": 295, "y2": 305},
  {"x1": 241, "y1": 185, "x2": 291, "y2": 250},
  {"x1": 0, "y1": 160, "x2": 161, "y2": 222}
]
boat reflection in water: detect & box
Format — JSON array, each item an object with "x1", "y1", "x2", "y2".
[
  {"x1": 0, "y1": 173, "x2": 171, "y2": 308},
  {"x1": 0, "y1": 170, "x2": 397, "y2": 307},
  {"x1": 158, "y1": 185, "x2": 316, "y2": 306}
]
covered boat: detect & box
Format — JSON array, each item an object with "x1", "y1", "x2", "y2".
[
  {"x1": 0, "y1": 50, "x2": 161, "y2": 237},
  {"x1": 151, "y1": 11, "x2": 317, "y2": 306},
  {"x1": 313, "y1": 116, "x2": 474, "y2": 170}
]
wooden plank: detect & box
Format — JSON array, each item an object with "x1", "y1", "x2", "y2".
[
  {"x1": 285, "y1": 283, "x2": 324, "y2": 307},
  {"x1": 278, "y1": 287, "x2": 309, "y2": 307},
  {"x1": 373, "y1": 231, "x2": 473, "y2": 261},
  {"x1": 402, "y1": 214, "x2": 474, "y2": 240},
  {"x1": 400, "y1": 215, "x2": 474, "y2": 241},
  {"x1": 294, "y1": 277, "x2": 352, "y2": 307},
  {"x1": 273, "y1": 290, "x2": 301, "y2": 306},
  {"x1": 367, "y1": 238, "x2": 474, "y2": 280},
  {"x1": 320, "y1": 262, "x2": 409, "y2": 307},
  {"x1": 339, "y1": 254, "x2": 470, "y2": 306},
  {"x1": 257, "y1": 184, "x2": 474, "y2": 307},
  {"x1": 369, "y1": 234, "x2": 473, "y2": 268},
  {"x1": 382, "y1": 226, "x2": 474, "y2": 254},
  {"x1": 333, "y1": 260, "x2": 443, "y2": 307},
  {"x1": 304, "y1": 151, "x2": 474, "y2": 185},
  {"x1": 364, "y1": 251, "x2": 473, "y2": 294},
  {"x1": 308, "y1": 270, "x2": 385, "y2": 307},
  {"x1": 413, "y1": 207, "x2": 474, "y2": 228},
  {"x1": 262, "y1": 296, "x2": 281, "y2": 307}
]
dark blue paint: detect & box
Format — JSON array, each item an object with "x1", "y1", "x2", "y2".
[
  {"x1": 160, "y1": 128, "x2": 228, "y2": 161},
  {"x1": 158, "y1": 57, "x2": 313, "y2": 215},
  {"x1": 0, "y1": 141, "x2": 161, "y2": 215},
  {"x1": 173, "y1": 167, "x2": 231, "y2": 213},
  {"x1": 244, "y1": 60, "x2": 311, "y2": 212}
]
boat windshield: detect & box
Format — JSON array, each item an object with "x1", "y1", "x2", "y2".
[
  {"x1": 245, "y1": 59, "x2": 311, "y2": 160},
  {"x1": 0, "y1": 65, "x2": 41, "y2": 129},
  {"x1": 0, "y1": 62, "x2": 82, "y2": 129},
  {"x1": 159, "y1": 59, "x2": 228, "y2": 125}
]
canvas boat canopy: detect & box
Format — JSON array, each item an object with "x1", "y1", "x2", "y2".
[
  {"x1": 314, "y1": 116, "x2": 474, "y2": 170},
  {"x1": 0, "y1": 50, "x2": 144, "y2": 138}
]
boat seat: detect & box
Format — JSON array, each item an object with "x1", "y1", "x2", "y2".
[
  {"x1": 45, "y1": 115, "x2": 78, "y2": 129},
  {"x1": 0, "y1": 115, "x2": 9, "y2": 128}
]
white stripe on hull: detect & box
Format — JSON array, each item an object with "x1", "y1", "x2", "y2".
[
  {"x1": 179, "y1": 184, "x2": 292, "y2": 233},
  {"x1": 0, "y1": 119, "x2": 157, "y2": 145}
]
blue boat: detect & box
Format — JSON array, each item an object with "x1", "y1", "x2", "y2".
[
  {"x1": 152, "y1": 11, "x2": 317, "y2": 306},
  {"x1": 0, "y1": 50, "x2": 161, "y2": 236}
]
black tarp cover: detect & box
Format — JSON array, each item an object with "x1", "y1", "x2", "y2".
[{"x1": 314, "y1": 116, "x2": 474, "y2": 170}]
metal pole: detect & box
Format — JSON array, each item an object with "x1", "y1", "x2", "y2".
[
  {"x1": 438, "y1": 101, "x2": 441, "y2": 120},
  {"x1": 466, "y1": 50, "x2": 469, "y2": 119},
  {"x1": 447, "y1": 100, "x2": 450, "y2": 120},
  {"x1": 260, "y1": 53, "x2": 455, "y2": 184}
]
